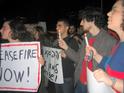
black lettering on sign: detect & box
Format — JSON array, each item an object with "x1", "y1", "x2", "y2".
[
  {"x1": 0, "y1": 67, "x2": 30, "y2": 83},
  {"x1": 0, "y1": 49, "x2": 37, "y2": 62},
  {"x1": 48, "y1": 71, "x2": 58, "y2": 82},
  {"x1": 13, "y1": 70, "x2": 24, "y2": 83},
  {"x1": 0, "y1": 67, "x2": 2, "y2": 80},
  {"x1": 54, "y1": 64, "x2": 59, "y2": 74},
  {"x1": 44, "y1": 49, "x2": 60, "y2": 60},
  {"x1": 47, "y1": 63, "x2": 59, "y2": 82},
  {"x1": 4, "y1": 68, "x2": 13, "y2": 81}
]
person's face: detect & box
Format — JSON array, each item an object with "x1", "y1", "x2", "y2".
[
  {"x1": 56, "y1": 21, "x2": 68, "y2": 34},
  {"x1": 80, "y1": 19, "x2": 92, "y2": 32},
  {"x1": 0, "y1": 22, "x2": 11, "y2": 40},
  {"x1": 107, "y1": 0, "x2": 123, "y2": 32},
  {"x1": 69, "y1": 26, "x2": 76, "y2": 34}
]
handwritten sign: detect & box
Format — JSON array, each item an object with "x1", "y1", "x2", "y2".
[
  {"x1": 0, "y1": 42, "x2": 41, "y2": 92},
  {"x1": 87, "y1": 68, "x2": 115, "y2": 93},
  {"x1": 42, "y1": 46, "x2": 64, "y2": 84}
]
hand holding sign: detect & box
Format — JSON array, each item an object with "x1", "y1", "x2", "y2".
[
  {"x1": 38, "y1": 55, "x2": 45, "y2": 66},
  {"x1": 61, "y1": 50, "x2": 66, "y2": 58}
]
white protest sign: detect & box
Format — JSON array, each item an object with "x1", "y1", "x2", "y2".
[
  {"x1": 42, "y1": 46, "x2": 64, "y2": 84},
  {"x1": 0, "y1": 42, "x2": 41, "y2": 92},
  {"x1": 87, "y1": 68, "x2": 115, "y2": 93}
]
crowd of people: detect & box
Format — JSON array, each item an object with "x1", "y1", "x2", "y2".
[{"x1": 0, "y1": 0, "x2": 124, "y2": 93}]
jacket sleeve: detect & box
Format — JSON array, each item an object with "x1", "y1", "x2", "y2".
[
  {"x1": 98, "y1": 56, "x2": 112, "y2": 70},
  {"x1": 65, "y1": 47, "x2": 83, "y2": 64}
]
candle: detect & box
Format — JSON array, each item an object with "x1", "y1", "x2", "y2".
[
  {"x1": 84, "y1": 33, "x2": 89, "y2": 46},
  {"x1": 58, "y1": 30, "x2": 62, "y2": 40}
]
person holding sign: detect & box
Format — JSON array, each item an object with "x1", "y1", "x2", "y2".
[
  {"x1": 53, "y1": 18, "x2": 79, "y2": 93},
  {"x1": 0, "y1": 19, "x2": 44, "y2": 64},
  {"x1": 58, "y1": 7, "x2": 118, "y2": 93},
  {"x1": 0, "y1": 18, "x2": 44, "y2": 93},
  {"x1": 85, "y1": 0, "x2": 124, "y2": 93}
]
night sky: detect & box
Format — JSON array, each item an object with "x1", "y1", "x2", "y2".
[{"x1": 0, "y1": 0, "x2": 115, "y2": 30}]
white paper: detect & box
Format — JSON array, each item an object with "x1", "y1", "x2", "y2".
[
  {"x1": 87, "y1": 68, "x2": 115, "y2": 93},
  {"x1": 43, "y1": 46, "x2": 64, "y2": 84},
  {"x1": 0, "y1": 42, "x2": 41, "y2": 92}
]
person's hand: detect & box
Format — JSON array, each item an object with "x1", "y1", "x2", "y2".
[
  {"x1": 85, "y1": 46, "x2": 97, "y2": 57},
  {"x1": 85, "y1": 46, "x2": 102, "y2": 63},
  {"x1": 58, "y1": 39, "x2": 68, "y2": 50},
  {"x1": 93, "y1": 69, "x2": 113, "y2": 86},
  {"x1": 61, "y1": 50, "x2": 66, "y2": 58},
  {"x1": 38, "y1": 55, "x2": 45, "y2": 65}
]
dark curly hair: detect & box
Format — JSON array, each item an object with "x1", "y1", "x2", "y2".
[{"x1": 78, "y1": 6, "x2": 107, "y2": 29}]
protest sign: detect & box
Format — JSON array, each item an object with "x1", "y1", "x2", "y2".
[
  {"x1": 87, "y1": 67, "x2": 115, "y2": 93},
  {"x1": 0, "y1": 42, "x2": 41, "y2": 92},
  {"x1": 42, "y1": 46, "x2": 64, "y2": 84}
]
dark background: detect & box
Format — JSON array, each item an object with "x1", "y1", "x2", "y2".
[{"x1": 0, "y1": 0, "x2": 115, "y2": 30}]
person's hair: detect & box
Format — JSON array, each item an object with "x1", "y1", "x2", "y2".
[
  {"x1": 57, "y1": 18, "x2": 70, "y2": 27},
  {"x1": 9, "y1": 19, "x2": 34, "y2": 41},
  {"x1": 35, "y1": 26, "x2": 45, "y2": 40},
  {"x1": 78, "y1": 6, "x2": 107, "y2": 29}
]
